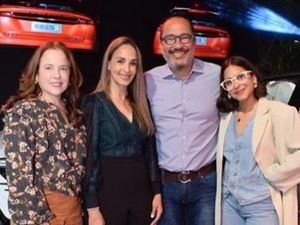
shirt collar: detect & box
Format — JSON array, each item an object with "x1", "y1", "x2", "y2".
[{"x1": 161, "y1": 59, "x2": 205, "y2": 79}]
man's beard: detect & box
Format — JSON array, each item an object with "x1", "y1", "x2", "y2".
[{"x1": 163, "y1": 47, "x2": 193, "y2": 72}]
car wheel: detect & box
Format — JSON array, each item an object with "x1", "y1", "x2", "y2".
[{"x1": 0, "y1": 210, "x2": 9, "y2": 225}]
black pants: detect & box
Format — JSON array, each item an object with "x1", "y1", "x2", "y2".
[{"x1": 99, "y1": 156, "x2": 153, "y2": 225}]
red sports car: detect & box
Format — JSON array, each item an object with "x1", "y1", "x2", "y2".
[
  {"x1": 153, "y1": 7, "x2": 231, "y2": 59},
  {"x1": 0, "y1": 0, "x2": 96, "y2": 50}
]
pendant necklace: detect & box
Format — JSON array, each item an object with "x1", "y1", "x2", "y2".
[{"x1": 237, "y1": 102, "x2": 257, "y2": 123}]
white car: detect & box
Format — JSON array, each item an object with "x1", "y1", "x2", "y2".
[
  {"x1": 265, "y1": 73, "x2": 300, "y2": 219},
  {"x1": 0, "y1": 131, "x2": 9, "y2": 225}
]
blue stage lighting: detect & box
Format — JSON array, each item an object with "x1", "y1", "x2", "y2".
[{"x1": 203, "y1": 0, "x2": 300, "y2": 36}]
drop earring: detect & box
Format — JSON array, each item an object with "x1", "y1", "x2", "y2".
[
  {"x1": 227, "y1": 93, "x2": 231, "y2": 99},
  {"x1": 254, "y1": 82, "x2": 258, "y2": 88}
]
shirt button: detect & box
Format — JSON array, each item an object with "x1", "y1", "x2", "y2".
[
  {"x1": 183, "y1": 136, "x2": 186, "y2": 140},
  {"x1": 183, "y1": 99, "x2": 186, "y2": 103},
  {"x1": 235, "y1": 146, "x2": 240, "y2": 151},
  {"x1": 182, "y1": 155, "x2": 185, "y2": 159}
]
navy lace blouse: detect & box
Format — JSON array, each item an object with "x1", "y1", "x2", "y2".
[{"x1": 82, "y1": 91, "x2": 161, "y2": 208}]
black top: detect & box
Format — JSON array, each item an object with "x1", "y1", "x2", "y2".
[{"x1": 82, "y1": 91, "x2": 161, "y2": 208}]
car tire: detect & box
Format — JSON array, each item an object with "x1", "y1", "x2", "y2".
[{"x1": 0, "y1": 210, "x2": 9, "y2": 225}]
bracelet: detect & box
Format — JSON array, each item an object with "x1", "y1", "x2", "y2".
[{"x1": 87, "y1": 207, "x2": 99, "y2": 212}]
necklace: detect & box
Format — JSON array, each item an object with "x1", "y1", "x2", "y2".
[{"x1": 236, "y1": 102, "x2": 257, "y2": 123}]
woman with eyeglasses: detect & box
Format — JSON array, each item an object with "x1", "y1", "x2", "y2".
[{"x1": 215, "y1": 55, "x2": 300, "y2": 225}]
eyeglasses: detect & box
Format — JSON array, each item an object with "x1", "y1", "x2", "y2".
[
  {"x1": 220, "y1": 70, "x2": 252, "y2": 91},
  {"x1": 161, "y1": 34, "x2": 194, "y2": 45}
]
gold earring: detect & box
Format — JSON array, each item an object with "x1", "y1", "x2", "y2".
[{"x1": 35, "y1": 80, "x2": 38, "y2": 85}]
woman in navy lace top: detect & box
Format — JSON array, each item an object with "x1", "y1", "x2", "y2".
[{"x1": 83, "y1": 36, "x2": 162, "y2": 225}]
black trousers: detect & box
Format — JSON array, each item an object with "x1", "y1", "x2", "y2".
[{"x1": 99, "y1": 155, "x2": 153, "y2": 225}]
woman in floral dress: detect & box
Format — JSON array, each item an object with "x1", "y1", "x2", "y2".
[{"x1": 2, "y1": 42, "x2": 86, "y2": 225}]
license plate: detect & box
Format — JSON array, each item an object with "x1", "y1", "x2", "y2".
[
  {"x1": 31, "y1": 22, "x2": 62, "y2": 34},
  {"x1": 195, "y1": 36, "x2": 207, "y2": 46}
]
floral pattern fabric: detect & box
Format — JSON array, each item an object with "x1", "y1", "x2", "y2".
[{"x1": 3, "y1": 99, "x2": 86, "y2": 225}]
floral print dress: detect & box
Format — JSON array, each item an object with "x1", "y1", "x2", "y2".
[{"x1": 3, "y1": 99, "x2": 86, "y2": 225}]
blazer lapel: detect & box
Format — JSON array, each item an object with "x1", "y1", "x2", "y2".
[{"x1": 252, "y1": 98, "x2": 270, "y2": 155}]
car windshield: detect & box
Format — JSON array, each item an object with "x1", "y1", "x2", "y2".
[
  {"x1": 1, "y1": 0, "x2": 81, "y2": 11},
  {"x1": 266, "y1": 80, "x2": 296, "y2": 104},
  {"x1": 171, "y1": 8, "x2": 225, "y2": 28},
  {"x1": 190, "y1": 13, "x2": 226, "y2": 28},
  {"x1": 191, "y1": 13, "x2": 219, "y2": 27}
]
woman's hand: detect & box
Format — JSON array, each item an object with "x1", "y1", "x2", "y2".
[
  {"x1": 150, "y1": 193, "x2": 163, "y2": 225},
  {"x1": 88, "y1": 207, "x2": 105, "y2": 225}
]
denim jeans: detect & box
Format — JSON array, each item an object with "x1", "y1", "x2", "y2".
[
  {"x1": 222, "y1": 194, "x2": 279, "y2": 225},
  {"x1": 159, "y1": 170, "x2": 216, "y2": 225}
]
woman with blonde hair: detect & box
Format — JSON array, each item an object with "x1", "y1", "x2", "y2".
[
  {"x1": 83, "y1": 36, "x2": 163, "y2": 225},
  {"x1": 2, "y1": 42, "x2": 86, "y2": 225}
]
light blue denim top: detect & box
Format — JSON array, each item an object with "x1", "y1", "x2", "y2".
[{"x1": 223, "y1": 112, "x2": 270, "y2": 205}]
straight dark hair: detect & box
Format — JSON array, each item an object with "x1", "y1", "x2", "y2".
[{"x1": 217, "y1": 56, "x2": 267, "y2": 113}]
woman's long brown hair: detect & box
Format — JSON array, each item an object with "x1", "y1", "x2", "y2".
[{"x1": 2, "y1": 42, "x2": 83, "y2": 127}]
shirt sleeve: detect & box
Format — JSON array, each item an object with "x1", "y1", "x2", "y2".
[
  {"x1": 3, "y1": 110, "x2": 53, "y2": 224},
  {"x1": 64, "y1": 125, "x2": 87, "y2": 195},
  {"x1": 82, "y1": 94, "x2": 102, "y2": 208},
  {"x1": 264, "y1": 106, "x2": 300, "y2": 193},
  {"x1": 144, "y1": 135, "x2": 162, "y2": 194}
]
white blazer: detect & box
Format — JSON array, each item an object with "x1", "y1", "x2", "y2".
[{"x1": 215, "y1": 98, "x2": 300, "y2": 225}]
